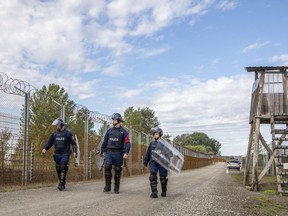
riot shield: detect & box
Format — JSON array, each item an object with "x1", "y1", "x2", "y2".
[
  {"x1": 74, "y1": 135, "x2": 81, "y2": 167},
  {"x1": 151, "y1": 138, "x2": 184, "y2": 174},
  {"x1": 95, "y1": 139, "x2": 105, "y2": 171}
]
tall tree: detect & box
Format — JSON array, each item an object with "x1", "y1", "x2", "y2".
[
  {"x1": 123, "y1": 106, "x2": 160, "y2": 134},
  {"x1": 140, "y1": 107, "x2": 159, "y2": 134},
  {"x1": 123, "y1": 107, "x2": 142, "y2": 131},
  {"x1": 173, "y1": 132, "x2": 221, "y2": 155}
]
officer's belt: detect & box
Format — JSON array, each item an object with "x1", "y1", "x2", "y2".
[
  {"x1": 54, "y1": 150, "x2": 68, "y2": 154},
  {"x1": 107, "y1": 149, "x2": 124, "y2": 153}
]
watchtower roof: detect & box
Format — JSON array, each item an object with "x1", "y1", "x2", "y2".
[
  {"x1": 247, "y1": 66, "x2": 288, "y2": 123},
  {"x1": 246, "y1": 66, "x2": 288, "y2": 72}
]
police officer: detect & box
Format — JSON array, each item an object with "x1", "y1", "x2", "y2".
[
  {"x1": 143, "y1": 127, "x2": 168, "y2": 198},
  {"x1": 101, "y1": 113, "x2": 130, "y2": 194},
  {"x1": 42, "y1": 118, "x2": 78, "y2": 191}
]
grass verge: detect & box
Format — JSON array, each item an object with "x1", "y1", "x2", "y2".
[{"x1": 229, "y1": 171, "x2": 288, "y2": 216}]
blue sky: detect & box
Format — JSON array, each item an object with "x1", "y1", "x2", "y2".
[{"x1": 1, "y1": 0, "x2": 288, "y2": 156}]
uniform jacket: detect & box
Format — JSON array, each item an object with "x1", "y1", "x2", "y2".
[
  {"x1": 143, "y1": 140, "x2": 158, "y2": 166},
  {"x1": 44, "y1": 129, "x2": 77, "y2": 154},
  {"x1": 101, "y1": 126, "x2": 130, "y2": 154}
]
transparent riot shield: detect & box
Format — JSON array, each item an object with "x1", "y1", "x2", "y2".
[
  {"x1": 151, "y1": 138, "x2": 184, "y2": 174},
  {"x1": 74, "y1": 135, "x2": 81, "y2": 167},
  {"x1": 95, "y1": 139, "x2": 105, "y2": 171}
]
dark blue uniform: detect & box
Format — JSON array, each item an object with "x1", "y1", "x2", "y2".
[
  {"x1": 144, "y1": 140, "x2": 168, "y2": 177},
  {"x1": 144, "y1": 140, "x2": 168, "y2": 198},
  {"x1": 44, "y1": 129, "x2": 77, "y2": 190},
  {"x1": 101, "y1": 126, "x2": 130, "y2": 193}
]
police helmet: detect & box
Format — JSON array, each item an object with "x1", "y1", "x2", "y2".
[
  {"x1": 111, "y1": 113, "x2": 123, "y2": 122},
  {"x1": 52, "y1": 118, "x2": 65, "y2": 128},
  {"x1": 151, "y1": 127, "x2": 163, "y2": 137}
]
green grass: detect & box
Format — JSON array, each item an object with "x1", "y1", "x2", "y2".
[
  {"x1": 229, "y1": 171, "x2": 288, "y2": 215},
  {"x1": 262, "y1": 189, "x2": 277, "y2": 195},
  {"x1": 229, "y1": 171, "x2": 277, "y2": 193}
]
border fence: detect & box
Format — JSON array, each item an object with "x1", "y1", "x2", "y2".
[{"x1": 0, "y1": 72, "x2": 223, "y2": 187}]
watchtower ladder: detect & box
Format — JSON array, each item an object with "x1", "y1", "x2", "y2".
[{"x1": 271, "y1": 115, "x2": 288, "y2": 195}]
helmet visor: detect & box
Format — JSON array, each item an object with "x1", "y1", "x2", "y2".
[{"x1": 52, "y1": 119, "x2": 60, "y2": 126}]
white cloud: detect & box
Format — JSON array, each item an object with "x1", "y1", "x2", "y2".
[
  {"x1": 0, "y1": 0, "x2": 248, "y2": 156},
  {"x1": 216, "y1": 0, "x2": 238, "y2": 11},
  {"x1": 0, "y1": 0, "x2": 217, "y2": 97},
  {"x1": 116, "y1": 87, "x2": 143, "y2": 99},
  {"x1": 120, "y1": 74, "x2": 254, "y2": 155},
  {"x1": 101, "y1": 61, "x2": 125, "y2": 77},
  {"x1": 271, "y1": 54, "x2": 288, "y2": 65},
  {"x1": 154, "y1": 75, "x2": 252, "y2": 125},
  {"x1": 242, "y1": 41, "x2": 269, "y2": 53},
  {"x1": 123, "y1": 74, "x2": 253, "y2": 128},
  {"x1": 105, "y1": 0, "x2": 213, "y2": 37},
  {"x1": 138, "y1": 47, "x2": 169, "y2": 57}
]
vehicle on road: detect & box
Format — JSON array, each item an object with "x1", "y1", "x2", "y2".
[{"x1": 226, "y1": 160, "x2": 241, "y2": 171}]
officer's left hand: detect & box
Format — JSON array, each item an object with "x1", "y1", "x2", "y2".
[
  {"x1": 123, "y1": 153, "x2": 129, "y2": 159},
  {"x1": 73, "y1": 152, "x2": 77, "y2": 158}
]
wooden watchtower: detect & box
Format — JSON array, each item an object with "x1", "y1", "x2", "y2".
[{"x1": 244, "y1": 66, "x2": 288, "y2": 194}]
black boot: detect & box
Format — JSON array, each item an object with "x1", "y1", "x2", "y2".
[
  {"x1": 160, "y1": 177, "x2": 168, "y2": 197},
  {"x1": 104, "y1": 163, "x2": 112, "y2": 192},
  {"x1": 103, "y1": 174, "x2": 111, "y2": 192},
  {"x1": 114, "y1": 166, "x2": 122, "y2": 194},
  {"x1": 58, "y1": 165, "x2": 68, "y2": 191},
  {"x1": 55, "y1": 164, "x2": 61, "y2": 181},
  {"x1": 55, "y1": 164, "x2": 62, "y2": 190},
  {"x1": 149, "y1": 174, "x2": 158, "y2": 198}
]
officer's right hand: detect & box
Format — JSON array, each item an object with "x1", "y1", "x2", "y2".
[{"x1": 42, "y1": 149, "x2": 46, "y2": 154}]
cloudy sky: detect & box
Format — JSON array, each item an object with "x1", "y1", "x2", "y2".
[{"x1": 1, "y1": 0, "x2": 287, "y2": 156}]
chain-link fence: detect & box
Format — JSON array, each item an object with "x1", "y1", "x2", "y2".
[{"x1": 0, "y1": 72, "x2": 221, "y2": 187}]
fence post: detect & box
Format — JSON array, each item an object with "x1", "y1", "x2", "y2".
[
  {"x1": 89, "y1": 151, "x2": 92, "y2": 179},
  {"x1": 22, "y1": 92, "x2": 30, "y2": 186},
  {"x1": 128, "y1": 129, "x2": 133, "y2": 176},
  {"x1": 29, "y1": 143, "x2": 34, "y2": 181},
  {"x1": 84, "y1": 112, "x2": 89, "y2": 181},
  {"x1": 138, "y1": 132, "x2": 141, "y2": 173}
]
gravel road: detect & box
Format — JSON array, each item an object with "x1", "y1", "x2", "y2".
[{"x1": 0, "y1": 162, "x2": 256, "y2": 216}]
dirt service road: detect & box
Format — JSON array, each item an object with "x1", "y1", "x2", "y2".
[{"x1": 0, "y1": 163, "x2": 253, "y2": 216}]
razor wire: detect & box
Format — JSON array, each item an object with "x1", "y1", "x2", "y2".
[
  {"x1": 89, "y1": 110, "x2": 112, "y2": 124},
  {"x1": 0, "y1": 72, "x2": 111, "y2": 124},
  {"x1": 0, "y1": 72, "x2": 36, "y2": 96},
  {"x1": 74, "y1": 103, "x2": 112, "y2": 124}
]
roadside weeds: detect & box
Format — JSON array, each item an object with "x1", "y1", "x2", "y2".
[{"x1": 229, "y1": 171, "x2": 288, "y2": 216}]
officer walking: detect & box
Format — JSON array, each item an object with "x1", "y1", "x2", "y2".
[
  {"x1": 101, "y1": 113, "x2": 130, "y2": 194},
  {"x1": 42, "y1": 118, "x2": 78, "y2": 191},
  {"x1": 144, "y1": 127, "x2": 168, "y2": 198}
]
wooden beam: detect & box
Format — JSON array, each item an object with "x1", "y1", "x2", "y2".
[
  {"x1": 244, "y1": 123, "x2": 255, "y2": 186},
  {"x1": 259, "y1": 133, "x2": 273, "y2": 154},
  {"x1": 252, "y1": 118, "x2": 260, "y2": 191},
  {"x1": 258, "y1": 150, "x2": 276, "y2": 182}
]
